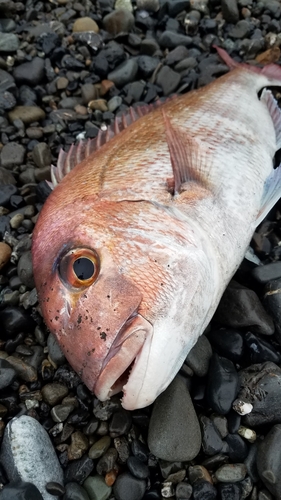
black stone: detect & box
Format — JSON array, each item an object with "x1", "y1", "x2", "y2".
[
  {"x1": 64, "y1": 456, "x2": 94, "y2": 484},
  {"x1": 218, "y1": 482, "x2": 241, "y2": 500},
  {"x1": 244, "y1": 331, "x2": 280, "y2": 364},
  {"x1": 206, "y1": 354, "x2": 240, "y2": 415},
  {"x1": 127, "y1": 456, "x2": 150, "y2": 479},
  {"x1": 0, "y1": 480, "x2": 43, "y2": 500},
  {"x1": 137, "y1": 55, "x2": 159, "y2": 78},
  {"x1": 225, "y1": 434, "x2": 249, "y2": 462},
  {"x1": 207, "y1": 328, "x2": 244, "y2": 363},
  {"x1": 13, "y1": 57, "x2": 45, "y2": 86},
  {"x1": 0, "y1": 306, "x2": 35, "y2": 339},
  {"x1": 109, "y1": 410, "x2": 132, "y2": 437},
  {"x1": 0, "y1": 358, "x2": 17, "y2": 389},
  {"x1": 192, "y1": 480, "x2": 217, "y2": 500},
  {"x1": 113, "y1": 472, "x2": 146, "y2": 500},
  {"x1": 200, "y1": 416, "x2": 224, "y2": 456},
  {"x1": 36, "y1": 32, "x2": 61, "y2": 55},
  {"x1": 0, "y1": 184, "x2": 18, "y2": 207}
]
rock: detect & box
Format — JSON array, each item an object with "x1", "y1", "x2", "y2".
[
  {"x1": 0, "y1": 91, "x2": 16, "y2": 111},
  {"x1": 0, "y1": 69, "x2": 16, "y2": 93},
  {"x1": 0, "y1": 168, "x2": 16, "y2": 185},
  {"x1": 264, "y1": 278, "x2": 281, "y2": 344},
  {"x1": 1, "y1": 142, "x2": 25, "y2": 168},
  {"x1": 0, "y1": 32, "x2": 19, "y2": 51},
  {"x1": 167, "y1": 0, "x2": 189, "y2": 16},
  {"x1": 225, "y1": 434, "x2": 249, "y2": 462},
  {"x1": 158, "y1": 30, "x2": 192, "y2": 49},
  {"x1": 176, "y1": 482, "x2": 192, "y2": 499},
  {"x1": 116, "y1": 0, "x2": 133, "y2": 11},
  {"x1": 127, "y1": 457, "x2": 150, "y2": 479},
  {"x1": 257, "y1": 424, "x2": 281, "y2": 499},
  {"x1": 32, "y1": 143, "x2": 52, "y2": 168},
  {"x1": 0, "y1": 416, "x2": 64, "y2": 500},
  {"x1": 113, "y1": 472, "x2": 146, "y2": 500},
  {"x1": 13, "y1": 57, "x2": 45, "y2": 86},
  {"x1": 8, "y1": 106, "x2": 46, "y2": 124},
  {"x1": 88, "y1": 436, "x2": 111, "y2": 459},
  {"x1": 148, "y1": 375, "x2": 201, "y2": 461},
  {"x1": 200, "y1": 416, "x2": 224, "y2": 456},
  {"x1": 64, "y1": 456, "x2": 94, "y2": 484},
  {"x1": 137, "y1": 55, "x2": 159, "y2": 78},
  {"x1": 221, "y1": 0, "x2": 239, "y2": 23},
  {"x1": 215, "y1": 280, "x2": 274, "y2": 335},
  {"x1": 238, "y1": 362, "x2": 281, "y2": 426},
  {"x1": 0, "y1": 242, "x2": 11, "y2": 270},
  {"x1": 156, "y1": 65, "x2": 181, "y2": 95},
  {"x1": 47, "y1": 333, "x2": 65, "y2": 366},
  {"x1": 63, "y1": 482, "x2": 90, "y2": 500},
  {"x1": 88, "y1": 99, "x2": 108, "y2": 112},
  {"x1": 229, "y1": 20, "x2": 251, "y2": 39},
  {"x1": 218, "y1": 482, "x2": 242, "y2": 500},
  {"x1": 0, "y1": 306, "x2": 34, "y2": 340},
  {"x1": 72, "y1": 17, "x2": 99, "y2": 33},
  {"x1": 41, "y1": 382, "x2": 69, "y2": 406},
  {"x1": 103, "y1": 9, "x2": 134, "y2": 35},
  {"x1": 206, "y1": 354, "x2": 240, "y2": 415},
  {"x1": 192, "y1": 481, "x2": 217, "y2": 500},
  {"x1": 81, "y1": 83, "x2": 97, "y2": 104},
  {"x1": 0, "y1": 358, "x2": 17, "y2": 390},
  {"x1": 83, "y1": 475, "x2": 111, "y2": 500},
  {"x1": 108, "y1": 59, "x2": 138, "y2": 87},
  {"x1": 56, "y1": 77, "x2": 68, "y2": 90},
  {"x1": 185, "y1": 334, "x2": 212, "y2": 377},
  {"x1": 207, "y1": 327, "x2": 244, "y2": 362},
  {"x1": 244, "y1": 332, "x2": 280, "y2": 364},
  {"x1": 109, "y1": 410, "x2": 132, "y2": 437},
  {"x1": 0, "y1": 480, "x2": 44, "y2": 500},
  {"x1": 107, "y1": 96, "x2": 122, "y2": 112},
  {"x1": 215, "y1": 464, "x2": 247, "y2": 482},
  {"x1": 252, "y1": 262, "x2": 281, "y2": 283},
  {"x1": 68, "y1": 432, "x2": 89, "y2": 461},
  {"x1": 17, "y1": 251, "x2": 35, "y2": 288},
  {"x1": 256, "y1": 46, "x2": 281, "y2": 64}
]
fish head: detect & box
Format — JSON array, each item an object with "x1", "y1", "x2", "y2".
[{"x1": 33, "y1": 191, "x2": 213, "y2": 409}]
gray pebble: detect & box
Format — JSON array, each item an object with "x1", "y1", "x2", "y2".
[
  {"x1": 107, "y1": 96, "x2": 122, "y2": 112},
  {"x1": 158, "y1": 30, "x2": 192, "y2": 49},
  {"x1": 0, "y1": 415, "x2": 64, "y2": 500},
  {"x1": 156, "y1": 65, "x2": 181, "y2": 95},
  {"x1": 0, "y1": 358, "x2": 17, "y2": 389},
  {"x1": 83, "y1": 475, "x2": 112, "y2": 500},
  {"x1": 1, "y1": 142, "x2": 25, "y2": 169},
  {"x1": 176, "y1": 481, "x2": 192, "y2": 499},
  {"x1": 113, "y1": 472, "x2": 146, "y2": 500},
  {"x1": 257, "y1": 424, "x2": 281, "y2": 499},
  {"x1": 0, "y1": 167, "x2": 16, "y2": 185},
  {"x1": 0, "y1": 32, "x2": 19, "y2": 51},
  {"x1": 215, "y1": 463, "x2": 247, "y2": 482},
  {"x1": 17, "y1": 251, "x2": 34, "y2": 288},
  {"x1": 13, "y1": 57, "x2": 45, "y2": 86},
  {"x1": 103, "y1": 9, "x2": 134, "y2": 35},
  {"x1": 229, "y1": 20, "x2": 251, "y2": 39},
  {"x1": 41, "y1": 382, "x2": 69, "y2": 406},
  {"x1": 221, "y1": 0, "x2": 239, "y2": 23},
  {"x1": 47, "y1": 333, "x2": 65, "y2": 366},
  {"x1": 108, "y1": 59, "x2": 138, "y2": 87},
  {"x1": 148, "y1": 375, "x2": 201, "y2": 461},
  {"x1": 32, "y1": 143, "x2": 52, "y2": 168},
  {"x1": 63, "y1": 482, "x2": 90, "y2": 500},
  {"x1": 127, "y1": 456, "x2": 150, "y2": 479},
  {"x1": 185, "y1": 334, "x2": 212, "y2": 377}
]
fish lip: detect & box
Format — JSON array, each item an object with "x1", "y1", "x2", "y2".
[{"x1": 94, "y1": 313, "x2": 153, "y2": 402}]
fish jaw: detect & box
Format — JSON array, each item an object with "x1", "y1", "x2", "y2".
[{"x1": 94, "y1": 314, "x2": 153, "y2": 401}]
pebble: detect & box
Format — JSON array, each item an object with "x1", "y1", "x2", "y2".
[
  {"x1": 72, "y1": 17, "x2": 99, "y2": 33},
  {"x1": 257, "y1": 424, "x2": 281, "y2": 499},
  {"x1": 63, "y1": 482, "x2": 90, "y2": 500},
  {"x1": 88, "y1": 436, "x2": 111, "y2": 459},
  {"x1": 221, "y1": 0, "x2": 239, "y2": 23},
  {"x1": 192, "y1": 481, "x2": 217, "y2": 500},
  {"x1": 264, "y1": 278, "x2": 281, "y2": 344},
  {"x1": 252, "y1": 262, "x2": 281, "y2": 283},
  {"x1": 218, "y1": 482, "x2": 241, "y2": 500},
  {"x1": 185, "y1": 334, "x2": 212, "y2": 377},
  {"x1": 206, "y1": 354, "x2": 240, "y2": 415},
  {"x1": 0, "y1": 168, "x2": 16, "y2": 186},
  {"x1": 1, "y1": 142, "x2": 25, "y2": 168},
  {"x1": 0, "y1": 480, "x2": 44, "y2": 500},
  {"x1": 215, "y1": 464, "x2": 247, "y2": 482},
  {"x1": 207, "y1": 327, "x2": 244, "y2": 362},
  {"x1": 17, "y1": 251, "x2": 35, "y2": 288},
  {"x1": 158, "y1": 30, "x2": 192, "y2": 49},
  {"x1": 109, "y1": 410, "x2": 132, "y2": 437},
  {"x1": 0, "y1": 416, "x2": 64, "y2": 500},
  {"x1": 137, "y1": 55, "x2": 159, "y2": 78},
  {"x1": 156, "y1": 65, "x2": 181, "y2": 96},
  {"x1": 0, "y1": 358, "x2": 17, "y2": 389},
  {"x1": 148, "y1": 375, "x2": 201, "y2": 461},
  {"x1": 175, "y1": 481, "x2": 192, "y2": 499},
  {"x1": 32, "y1": 143, "x2": 52, "y2": 169},
  {"x1": 225, "y1": 433, "x2": 249, "y2": 462},
  {"x1": 64, "y1": 456, "x2": 94, "y2": 484},
  {"x1": 215, "y1": 281, "x2": 274, "y2": 335},
  {"x1": 13, "y1": 58, "x2": 45, "y2": 86},
  {"x1": 0, "y1": 33, "x2": 19, "y2": 52},
  {"x1": 113, "y1": 472, "x2": 146, "y2": 500},
  {"x1": 0, "y1": 242, "x2": 11, "y2": 270},
  {"x1": 127, "y1": 456, "x2": 150, "y2": 479},
  {"x1": 238, "y1": 362, "x2": 281, "y2": 426},
  {"x1": 0, "y1": 306, "x2": 34, "y2": 339},
  {"x1": 200, "y1": 416, "x2": 224, "y2": 456},
  {"x1": 41, "y1": 382, "x2": 69, "y2": 406},
  {"x1": 8, "y1": 106, "x2": 46, "y2": 125},
  {"x1": 244, "y1": 331, "x2": 280, "y2": 364},
  {"x1": 108, "y1": 59, "x2": 138, "y2": 87},
  {"x1": 103, "y1": 9, "x2": 135, "y2": 35}
]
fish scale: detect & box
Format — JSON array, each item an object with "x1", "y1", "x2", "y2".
[{"x1": 32, "y1": 48, "x2": 281, "y2": 410}]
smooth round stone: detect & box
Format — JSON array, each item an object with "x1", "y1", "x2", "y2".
[
  {"x1": 0, "y1": 90, "x2": 16, "y2": 111},
  {"x1": 8, "y1": 106, "x2": 46, "y2": 124},
  {"x1": 225, "y1": 434, "x2": 249, "y2": 462},
  {"x1": 64, "y1": 456, "x2": 94, "y2": 484},
  {"x1": 13, "y1": 57, "x2": 45, "y2": 86},
  {"x1": 238, "y1": 362, "x2": 281, "y2": 426},
  {"x1": 0, "y1": 480, "x2": 43, "y2": 500},
  {"x1": 188, "y1": 465, "x2": 211, "y2": 484},
  {"x1": 109, "y1": 410, "x2": 132, "y2": 437},
  {"x1": 51, "y1": 404, "x2": 74, "y2": 423},
  {"x1": 17, "y1": 251, "x2": 34, "y2": 288},
  {"x1": 88, "y1": 436, "x2": 111, "y2": 459},
  {"x1": 244, "y1": 332, "x2": 280, "y2": 364},
  {"x1": 63, "y1": 482, "x2": 90, "y2": 500},
  {"x1": 0, "y1": 358, "x2": 17, "y2": 390},
  {"x1": 214, "y1": 281, "x2": 274, "y2": 335},
  {"x1": 175, "y1": 481, "x2": 192, "y2": 499},
  {"x1": 185, "y1": 335, "x2": 212, "y2": 377},
  {"x1": 41, "y1": 382, "x2": 69, "y2": 406},
  {"x1": 0, "y1": 306, "x2": 34, "y2": 339},
  {"x1": 127, "y1": 456, "x2": 150, "y2": 479},
  {"x1": 103, "y1": 9, "x2": 134, "y2": 35},
  {"x1": 148, "y1": 375, "x2": 201, "y2": 461},
  {"x1": 113, "y1": 436, "x2": 130, "y2": 463},
  {"x1": 46, "y1": 482, "x2": 65, "y2": 496},
  {"x1": 257, "y1": 424, "x2": 281, "y2": 499},
  {"x1": 200, "y1": 416, "x2": 224, "y2": 456},
  {"x1": 229, "y1": 19, "x2": 251, "y2": 39},
  {"x1": 113, "y1": 472, "x2": 146, "y2": 500},
  {"x1": 83, "y1": 475, "x2": 112, "y2": 500},
  {"x1": 0, "y1": 142, "x2": 25, "y2": 169},
  {"x1": 244, "y1": 443, "x2": 259, "y2": 483},
  {"x1": 108, "y1": 59, "x2": 138, "y2": 88},
  {"x1": 156, "y1": 65, "x2": 181, "y2": 95},
  {"x1": 0, "y1": 185, "x2": 17, "y2": 206},
  {"x1": 72, "y1": 17, "x2": 99, "y2": 33},
  {"x1": 192, "y1": 481, "x2": 217, "y2": 500},
  {"x1": 206, "y1": 354, "x2": 240, "y2": 415},
  {"x1": 131, "y1": 440, "x2": 149, "y2": 463},
  {"x1": 0, "y1": 416, "x2": 63, "y2": 500},
  {"x1": 158, "y1": 30, "x2": 192, "y2": 49},
  {"x1": 215, "y1": 464, "x2": 247, "y2": 483},
  {"x1": 207, "y1": 328, "x2": 244, "y2": 362}
]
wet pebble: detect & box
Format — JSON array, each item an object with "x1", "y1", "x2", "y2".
[
  {"x1": 244, "y1": 331, "x2": 280, "y2": 364},
  {"x1": 0, "y1": 242, "x2": 11, "y2": 270},
  {"x1": 0, "y1": 306, "x2": 34, "y2": 339},
  {"x1": 158, "y1": 30, "x2": 191, "y2": 49},
  {"x1": 264, "y1": 278, "x2": 281, "y2": 344},
  {"x1": 47, "y1": 333, "x2": 65, "y2": 366},
  {"x1": 206, "y1": 354, "x2": 240, "y2": 415},
  {"x1": 0, "y1": 33, "x2": 19, "y2": 52},
  {"x1": 1, "y1": 142, "x2": 25, "y2": 168},
  {"x1": 127, "y1": 456, "x2": 150, "y2": 479},
  {"x1": 200, "y1": 416, "x2": 224, "y2": 456},
  {"x1": 8, "y1": 106, "x2": 46, "y2": 125},
  {"x1": 32, "y1": 143, "x2": 52, "y2": 169},
  {"x1": 148, "y1": 375, "x2": 201, "y2": 461},
  {"x1": 175, "y1": 481, "x2": 192, "y2": 499},
  {"x1": 88, "y1": 436, "x2": 111, "y2": 459},
  {"x1": 72, "y1": 17, "x2": 99, "y2": 33},
  {"x1": 0, "y1": 416, "x2": 63, "y2": 500},
  {"x1": 113, "y1": 472, "x2": 146, "y2": 500},
  {"x1": 64, "y1": 456, "x2": 94, "y2": 485},
  {"x1": 252, "y1": 261, "x2": 281, "y2": 283},
  {"x1": 156, "y1": 65, "x2": 181, "y2": 96},
  {"x1": 207, "y1": 327, "x2": 244, "y2": 362},
  {"x1": 218, "y1": 482, "x2": 241, "y2": 499},
  {"x1": 225, "y1": 433, "x2": 249, "y2": 462},
  {"x1": 63, "y1": 482, "x2": 90, "y2": 500},
  {"x1": 103, "y1": 9, "x2": 135, "y2": 35}
]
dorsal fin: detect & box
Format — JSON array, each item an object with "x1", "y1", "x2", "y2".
[
  {"x1": 49, "y1": 99, "x2": 172, "y2": 189},
  {"x1": 163, "y1": 111, "x2": 211, "y2": 195}
]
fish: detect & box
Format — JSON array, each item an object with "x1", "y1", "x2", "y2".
[{"x1": 32, "y1": 47, "x2": 281, "y2": 410}]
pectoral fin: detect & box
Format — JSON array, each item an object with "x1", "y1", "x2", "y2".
[{"x1": 256, "y1": 165, "x2": 281, "y2": 227}]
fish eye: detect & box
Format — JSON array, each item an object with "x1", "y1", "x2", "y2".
[{"x1": 58, "y1": 248, "x2": 100, "y2": 289}]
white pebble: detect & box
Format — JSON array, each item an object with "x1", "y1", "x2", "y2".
[{"x1": 232, "y1": 399, "x2": 253, "y2": 415}]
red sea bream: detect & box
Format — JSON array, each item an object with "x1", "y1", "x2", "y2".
[{"x1": 32, "y1": 48, "x2": 281, "y2": 410}]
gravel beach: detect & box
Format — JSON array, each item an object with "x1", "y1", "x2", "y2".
[{"x1": 1, "y1": 0, "x2": 281, "y2": 499}]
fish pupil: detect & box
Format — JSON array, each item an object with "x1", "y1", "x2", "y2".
[{"x1": 73, "y1": 257, "x2": 94, "y2": 280}]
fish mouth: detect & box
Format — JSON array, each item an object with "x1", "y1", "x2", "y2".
[{"x1": 94, "y1": 313, "x2": 153, "y2": 403}]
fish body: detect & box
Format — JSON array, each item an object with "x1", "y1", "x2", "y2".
[{"x1": 32, "y1": 49, "x2": 281, "y2": 409}]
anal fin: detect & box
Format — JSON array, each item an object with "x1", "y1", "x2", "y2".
[
  {"x1": 256, "y1": 165, "x2": 281, "y2": 227},
  {"x1": 163, "y1": 111, "x2": 211, "y2": 195}
]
